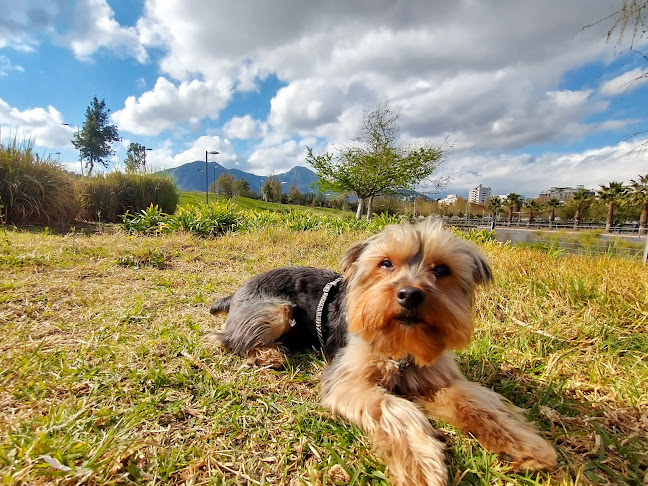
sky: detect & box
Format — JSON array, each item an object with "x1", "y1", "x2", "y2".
[{"x1": 1, "y1": 0, "x2": 648, "y2": 198}]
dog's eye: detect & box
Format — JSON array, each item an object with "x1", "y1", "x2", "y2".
[
  {"x1": 380, "y1": 259, "x2": 394, "y2": 269},
  {"x1": 432, "y1": 264, "x2": 450, "y2": 278}
]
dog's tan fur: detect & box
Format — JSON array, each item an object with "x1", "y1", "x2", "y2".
[{"x1": 209, "y1": 219, "x2": 557, "y2": 485}]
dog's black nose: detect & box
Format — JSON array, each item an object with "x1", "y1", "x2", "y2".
[{"x1": 396, "y1": 287, "x2": 425, "y2": 309}]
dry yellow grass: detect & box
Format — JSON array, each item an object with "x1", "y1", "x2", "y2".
[{"x1": 0, "y1": 225, "x2": 646, "y2": 485}]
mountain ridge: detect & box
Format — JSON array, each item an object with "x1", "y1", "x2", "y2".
[{"x1": 155, "y1": 161, "x2": 320, "y2": 194}]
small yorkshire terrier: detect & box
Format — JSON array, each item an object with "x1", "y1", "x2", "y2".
[{"x1": 207, "y1": 218, "x2": 556, "y2": 485}]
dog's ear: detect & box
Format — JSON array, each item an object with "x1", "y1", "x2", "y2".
[
  {"x1": 342, "y1": 241, "x2": 368, "y2": 274},
  {"x1": 470, "y1": 249, "x2": 493, "y2": 286}
]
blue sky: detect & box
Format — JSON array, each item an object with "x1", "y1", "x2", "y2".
[{"x1": 1, "y1": 0, "x2": 647, "y2": 198}]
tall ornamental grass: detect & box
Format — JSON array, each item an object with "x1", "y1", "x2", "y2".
[
  {"x1": 78, "y1": 172, "x2": 179, "y2": 222},
  {"x1": 0, "y1": 141, "x2": 77, "y2": 225}
]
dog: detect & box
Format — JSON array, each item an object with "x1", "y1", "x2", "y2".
[{"x1": 207, "y1": 218, "x2": 557, "y2": 485}]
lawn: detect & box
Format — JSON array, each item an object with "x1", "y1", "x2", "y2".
[
  {"x1": 0, "y1": 223, "x2": 646, "y2": 485},
  {"x1": 178, "y1": 192, "x2": 355, "y2": 218}
]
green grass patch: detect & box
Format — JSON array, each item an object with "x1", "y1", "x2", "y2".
[
  {"x1": 179, "y1": 192, "x2": 354, "y2": 218},
  {"x1": 0, "y1": 225, "x2": 646, "y2": 485}
]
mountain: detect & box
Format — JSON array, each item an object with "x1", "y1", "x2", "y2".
[{"x1": 156, "y1": 161, "x2": 320, "y2": 194}]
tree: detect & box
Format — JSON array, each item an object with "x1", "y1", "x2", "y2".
[
  {"x1": 523, "y1": 199, "x2": 541, "y2": 228},
  {"x1": 233, "y1": 178, "x2": 250, "y2": 198},
  {"x1": 215, "y1": 173, "x2": 235, "y2": 198},
  {"x1": 627, "y1": 173, "x2": 648, "y2": 235},
  {"x1": 72, "y1": 96, "x2": 120, "y2": 175},
  {"x1": 485, "y1": 196, "x2": 502, "y2": 229},
  {"x1": 544, "y1": 197, "x2": 562, "y2": 230},
  {"x1": 585, "y1": 1, "x2": 648, "y2": 151},
  {"x1": 306, "y1": 103, "x2": 445, "y2": 220},
  {"x1": 286, "y1": 182, "x2": 302, "y2": 205},
  {"x1": 503, "y1": 193, "x2": 524, "y2": 227},
  {"x1": 597, "y1": 181, "x2": 627, "y2": 232},
  {"x1": 262, "y1": 175, "x2": 281, "y2": 203},
  {"x1": 124, "y1": 142, "x2": 146, "y2": 173},
  {"x1": 571, "y1": 189, "x2": 594, "y2": 231}
]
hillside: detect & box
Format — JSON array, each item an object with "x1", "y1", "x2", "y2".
[{"x1": 157, "y1": 161, "x2": 319, "y2": 194}]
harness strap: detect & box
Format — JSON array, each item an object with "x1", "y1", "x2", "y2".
[{"x1": 315, "y1": 276, "x2": 343, "y2": 350}]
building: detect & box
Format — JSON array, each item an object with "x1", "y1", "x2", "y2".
[
  {"x1": 468, "y1": 184, "x2": 491, "y2": 204},
  {"x1": 537, "y1": 185, "x2": 593, "y2": 203},
  {"x1": 439, "y1": 194, "x2": 458, "y2": 205}
]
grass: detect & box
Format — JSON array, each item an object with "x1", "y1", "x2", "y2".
[
  {"x1": 0, "y1": 224, "x2": 647, "y2": 485},
  {"x1": 179, "y1": 192, "x2": 355, "y2": 218}
]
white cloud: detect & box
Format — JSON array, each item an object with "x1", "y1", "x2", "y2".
[
  {"x1": 600, "y1": 68, "x2": 648, "y2": 96},
  {"x1": 268, "y1": 80, "x2": 346, "y2": 136},
  {"x1": 247, "y1": 139, "x2": 308, "y2": 175},
  {"x1": 439, "y1": 141, "x2": 648, "y2": 198},
  {"x1": 53, "y1": 0, "x2": 148, "y2": 62},
  {"x1": 0, "y1": 0, "x2": 56, "y2": 52},
  {"x1": 223, "y1": 115, "x2": 264, "y2": 139},
  {"x1": 0, "y1": 56, "x2": 24, "y2": 76},
  {"x1": 0, "y1": 1, "x2": 149, "y2": 62},
  {"x1": 112, "y1": 77, "x2": 232, "y2": 136},
  {"x1": 0, "y1": 98, "x2": 71, "y2": 147},
  {"x1": 147, "y1": 135, "x2": 236, "y2": 171}
]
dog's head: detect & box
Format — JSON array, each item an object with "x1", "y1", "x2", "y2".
[{"x1": 342, "y1": 218, "x2": 492, "y2": 366}]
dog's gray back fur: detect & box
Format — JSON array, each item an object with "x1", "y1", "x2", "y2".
[{"x1": 212, "y1": 267, "x2": 348, "y2": 359}]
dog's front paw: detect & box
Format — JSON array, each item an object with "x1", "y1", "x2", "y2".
[
  {"x1": 503, "y1": 434, "x2": 557, "y2": 472},
  {"x1": 246, "y1": 346, "x2": 287, "y2": 369}
]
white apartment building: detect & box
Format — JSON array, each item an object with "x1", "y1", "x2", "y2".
[
  {"x1": 468, "y1": 184, "x2": 491, "y2": 204},
  {"x1": 439, "y1": 194, "x2": 458, "y2": 205}
]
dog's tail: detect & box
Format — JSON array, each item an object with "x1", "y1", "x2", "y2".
[{"x1": 210, "y1": 295, "x2": 233, "y2": 315}]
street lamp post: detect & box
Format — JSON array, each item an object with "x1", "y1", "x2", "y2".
[
  {"x1": 61, "y1": 123, "x2": 81, "y2": 175},
  {"x1": 53, "y1": 152, "x2": 61, "y2": 163},
  {"x1": 205, "y1": 150, "x2": 220, "y2": 204},
  {"x1": 279, "y1": 181, "x2": 287, "y2": 207},
  {"x1": 144, "y1": 147, "x2": 152, "y2": 172}
]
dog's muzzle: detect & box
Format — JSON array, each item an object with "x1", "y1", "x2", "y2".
[{"x1": 396, "y1": 286, "x2": 425, "y2": 309}]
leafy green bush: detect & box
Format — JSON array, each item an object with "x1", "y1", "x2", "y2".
[
  {"x1": 239, "y1": 210, "x2": 282, "y2": 231},
  {"x1": 165, "y1": 201, "x2": 241, "y2": 236},
  {"x1": 122, "y1": 204, "x2": 439, "y2": 237},
  {"x1": 0, "y1": 140, "x2": 78, "y2": 225},
  {"x1": 78, "y1": 172, "x2": 179, "y2": 222},
  {"x1": 280, "y1": 209, "x2": 323, "y2": 231},
  {"x1": 124, "y1": 201, "x2": 240, "y2": 236},
  {"x1": 122, "y1": 204, "x2": 172, "y2": 234},
  {"x1": 452, "y1": 227, "x2": 497, "y2": 244}
]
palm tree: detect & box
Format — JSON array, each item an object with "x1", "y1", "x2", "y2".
[
  {"x1": 504, "y1": 193, "x2": 524, "y2": 227},
  {"x1": 571, "y1": 189, "x2": 593, "y2": 231},
  {"x1": 627, "y1": 173, "x2": 648, "y2": 236},
  {"x1": 597, "y1": 181, "x2": 627, "y2": 233},
  {"x1": 544, "y1": 197, "x2": 562, "y2": 230},
  {"x1": 523, "y1": 199, "x2": 541, "y2": 228},
  {"x1": 486, "y1": 196, "x2": 503, "y2": 229}
]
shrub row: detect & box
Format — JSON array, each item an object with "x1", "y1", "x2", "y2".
[
  {"x1": 0, "y1": 142, "x2": 179, "y2": 225},
  {"x1": 78, "y1": 172, "x2": 178, "y2": 222},
  {"x1": 122, "y1": 202, "x2": 408, "y2": 236}
]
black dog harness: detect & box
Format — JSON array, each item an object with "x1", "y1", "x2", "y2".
[{"x1": 315, "y1": 276, "x2": 343, "y2": 350}]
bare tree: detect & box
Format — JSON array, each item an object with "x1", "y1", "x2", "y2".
[{"x1": 585, "y1": 1, "x2": 648, "y2": 151}]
